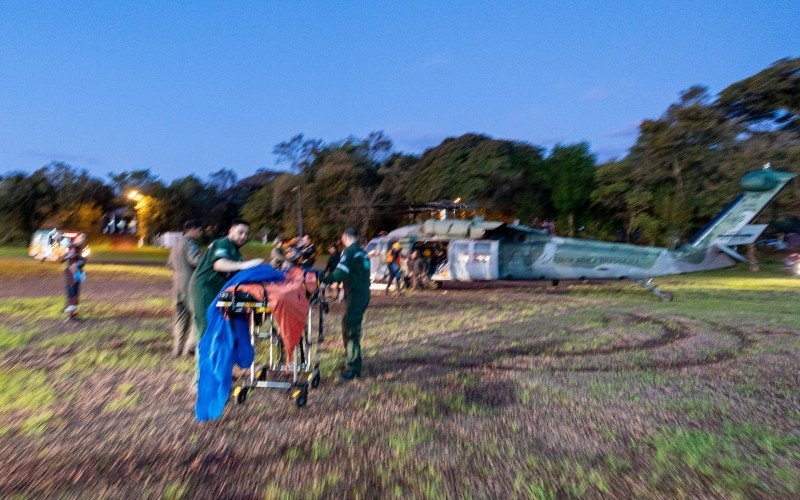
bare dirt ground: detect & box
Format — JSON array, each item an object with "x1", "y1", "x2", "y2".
[{"x1": 0, "y1": 256, "x2": 799, "y2": 498}]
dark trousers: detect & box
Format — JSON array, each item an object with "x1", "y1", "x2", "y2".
[
  {"x1": 342, "y1": 295, "x2": 369, "y2": 373},
  {"x1": 65, "y1": 270, "x2": 80, "y2": 313},
  {"x1": 386, "y1": 263, "x2": 401, "y2": 290}
]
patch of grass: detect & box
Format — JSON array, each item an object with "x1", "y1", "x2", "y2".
[
  {"x1": 379, "y1": 381, "x2": 483, "y2": 416},
  {"x1": 516, "y1": 479, "x2": 556, "y2": 500},
  {"x1": 262, "y1": 482, "x2": 298, "y2": 500},
  {"x1": 310, "y1": 440, "x2": 330, "y2": 462},
  {"x1": 172, "y1": 357, "x2": 196, "y2": 374},
  {"x1": 87, "y1": 263, "x2": 171, "y2": 280},
  {"x1": 163, "y1": 479, "x2": 189, "y2": 500},
  {"x1": 0, "y1": 324, "x2": 39, "y2": 349},
  {"x1": 20, "y1": 410, "x2": 54, "y2": 436},
  {"x1": 596, "y1": 424, "x2": 618, "y2": 441},
  {"x1": 309, "y1": 472, "x2": 342, "y2": 497},
  {"x1": 37, "y1": 325, "x2": 120, "y2": 348},
  {"x1": 387, "y1": 421, "x2": 433, "y2": 458},
  {"x1": 647, "y1": 426, "x2": 752, "y2": 490},
  {"x1": 605, "y1": 453, "x2": 631, "y2": 472},
  {"x1": 646, "y1": 423, "x2": 800, "y2": 493},
  {"x1": 59, "y1": 346, "x2": 162, "y2": 374},
  {"x1": 0, "y1": 297, "x2": 66, "y2": 319},
  {"x1": 774, "y1": 467, "x2": 800, "y2": 495},
  {"x1": 664, "y1": 397, "x2": 725, "y2": 419},
  {"x1": 105, "y1": 383, "x2": 141, "y2": 411},
  {"x1": 0, "y1": 369, "x2": 56, "y2": 437},
  {"x1": 0, "y1": 369, "x2": 54, "y2": 414}
]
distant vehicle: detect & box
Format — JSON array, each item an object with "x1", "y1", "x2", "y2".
[
  {"x1": 758, "y1": 238, "x2": 789, "y2": 251},
  {"x1": 367, "y1": 166, "x2": 795, "y2": 300},
  {"x1": 29, "y1": 229, "x2": 90, "y2": 262}
]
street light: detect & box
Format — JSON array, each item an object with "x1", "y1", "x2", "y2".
[
  {"x1": 291, "y1": 186, "x2": 303, "y2": 238},
  {"x1": 452, "y1": 197, "x2": 462, "y2": 218},
  {"x1": 127, "y1": 190, "x2": 146, "y2": 246}
]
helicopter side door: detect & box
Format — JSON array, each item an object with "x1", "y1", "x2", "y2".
[{"x1": 448, "y1": 239, "x2": 499, "y2": 281}]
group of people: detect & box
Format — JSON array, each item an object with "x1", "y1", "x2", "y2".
[
  {"x1": 380, "y1": 242, "x2": 447, "y2": 293},
  {"x1": 167, "y1": 220, "x2": 370, "y2": 382},
  {"x1": 268, "y1": 235, "x2": 317, "y2": 270}
]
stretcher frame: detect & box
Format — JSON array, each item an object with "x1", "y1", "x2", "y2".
[{"x1": 215, "y1": 274, "x2": 326, "y2": 408}]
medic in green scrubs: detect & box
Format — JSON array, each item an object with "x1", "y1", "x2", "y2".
[
  {"x1": 189, "y1": 219, "x2": 264, "y2": 338},
  {"x1": 322, "y1": 227, "x2": 371, "y2": 381}
]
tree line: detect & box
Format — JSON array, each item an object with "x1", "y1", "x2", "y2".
[{"x1": 1, "y1": 58, "x2": 798, "y2": 247}]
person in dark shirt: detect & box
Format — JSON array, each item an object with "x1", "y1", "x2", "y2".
[
  {"x1": 324, "y1": 242, "x2": 344, "y2": 302},
  {"x1": 322, "y1": 228, "x2": 371, "y2": 381},
  {"x1": 408, "y1": 249, "x2": 427, "y2": 290},
  {"x1": 297, "y1": 235, "x2": 317, "y2": 269},
  {"x1": 189, "y1": 219, "x2": 263, "y2": 339}
]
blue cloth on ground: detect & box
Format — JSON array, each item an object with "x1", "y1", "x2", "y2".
[{"x1": 195, "y1": 265, "x2": 285, "y2": 422}]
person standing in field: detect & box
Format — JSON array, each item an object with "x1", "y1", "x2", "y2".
[
  {"x1": 385, "y1": 241, "x2": 403, "y2": 294},
  {"x1": 167, "y1": 220, "x2": 203, "y2": 357},
  {"x1": 322, "y1": 227, "x2": 371, "y2": 381},
  {"x1": 189, "y1": 219, "x2": 264, "y2": 339},
  {"x1": 324, "y1": 242, "x2": 344, "y2": 302},
  {"x1": 63, "y1": 233, "x2": 88, "y2": 321}
]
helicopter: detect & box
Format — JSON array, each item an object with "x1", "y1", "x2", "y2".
[{"x1": 365, "y1": 166, "x2": 795, "y2": 300}]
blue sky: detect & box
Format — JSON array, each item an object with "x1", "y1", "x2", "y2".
[{"x1": 1, "y1": 1, "x2": 797, "y2": 180}]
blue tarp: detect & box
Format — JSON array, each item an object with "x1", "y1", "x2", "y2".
[{"x1": 195, "y1": 265, "x2": 285, "y2": 422}]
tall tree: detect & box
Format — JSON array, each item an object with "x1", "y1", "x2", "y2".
[
  {"x1": 0, "y1": 170, "x2": 57, "y2": 235},
  {"x1": 408, "y1": 134, "x2": 546, "y2": 220},
  {"x1": 544, "y1": 143, "x2": 596, "y2": 237},
  {"x1": 718, "y1": 57, "x2": 800, "y2": 134}
]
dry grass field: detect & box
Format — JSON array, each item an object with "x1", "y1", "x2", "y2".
[{"x1": 0, "y1": 248, "x2": 798, "y2": 498}]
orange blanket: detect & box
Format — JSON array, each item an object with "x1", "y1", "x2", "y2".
[{"x1": 224, "y1": 267, "x2": 318, "y2": 362}]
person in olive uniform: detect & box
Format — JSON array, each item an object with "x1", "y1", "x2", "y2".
[
  {"x1": 322, "y1": 227, "x2": 371, "y2": 381},
  {"x1": 189, "y1": 219, "x2": 264, "y2": 339},
  {"x1": 167, "y1": 220, "x2": 203, "y2": 357}
]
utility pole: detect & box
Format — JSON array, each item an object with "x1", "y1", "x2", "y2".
[{"x1": 291, "y1": 186, "x2": 303, "y2": 238}]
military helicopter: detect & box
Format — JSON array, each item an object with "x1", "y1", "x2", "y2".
[{"x1": 366, "y1": 166, "x2": 795, "y2": 300}]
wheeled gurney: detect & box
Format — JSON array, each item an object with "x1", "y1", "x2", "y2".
[{"x1": 215, "y1": 268, "x2": 327, "y2": 408}]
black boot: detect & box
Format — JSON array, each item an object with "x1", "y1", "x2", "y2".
[{"x1": 339, "y1": 370, "x2": 361, "y2": 382}]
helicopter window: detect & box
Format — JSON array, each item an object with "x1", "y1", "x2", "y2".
[{"x1": 473, "y1": 242, "x2": 492, "y2": 263}]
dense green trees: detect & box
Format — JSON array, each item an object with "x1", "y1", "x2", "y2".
[
  {"x1": 588, "y1": 59, "x2": 800, "y2": 246},
  {"x1": 1, "y1": 58, "x2": 798, "y2": 247}
]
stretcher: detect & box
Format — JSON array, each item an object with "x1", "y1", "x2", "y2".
[{"x1": 215, "y1": 268, "x2": 327, "y2": 408}]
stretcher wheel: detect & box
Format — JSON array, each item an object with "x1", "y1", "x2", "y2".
[
  {"x1": 257, "y1": 367, "x2": 267, "y2": 381},
  {"x1": 292, "y1": 386, "x2": 308, "y2": 408},
  {"x1": 309, "y1": 370, "x2": 320, "y2": 389},
  {"x1": 233, "y1": 386, "x2": 248, "y2": 404}
]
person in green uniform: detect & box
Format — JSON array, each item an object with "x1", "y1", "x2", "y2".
[
  {"x1": 322, "y1": 227, "x2": 371, "y2": 381},
  {"x1": 189, "y1": 219, "x2": 264, "y2": 339}
]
